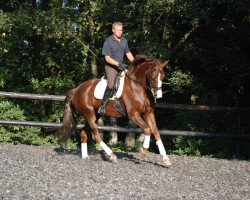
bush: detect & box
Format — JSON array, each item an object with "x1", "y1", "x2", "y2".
[{"x1": 0, "y1": 99, "x2": 58, "y2": 146}]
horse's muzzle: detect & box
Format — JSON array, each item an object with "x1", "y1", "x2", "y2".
[
  {"x1": 156, "y1": 73, "x2": 163, "y2": 99},
  {"x1": 152, "y1": 87, "x2": 162, "y2": 99},
  {"x1": 156, "y1": 87, "x2": 162, "y2": 98}
]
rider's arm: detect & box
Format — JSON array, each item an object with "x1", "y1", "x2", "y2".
[
  {"x1": 104, "y1": 55, "x2": 120, "y2": 67},
  {"x1": 126, "y1": 52, "x2": 134, "y2": 62}
]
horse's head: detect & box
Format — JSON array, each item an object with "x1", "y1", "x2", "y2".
[
  {"x1": 147, "y1": 59, "x2": 169, "y2": 100},
  {"x1": 129, "y1": 55, "x2": 169, "y2": 100}
]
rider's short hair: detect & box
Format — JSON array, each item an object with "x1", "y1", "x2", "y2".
[{"x1": 112, "y1": 22, "x2": 123, "y2": 29}]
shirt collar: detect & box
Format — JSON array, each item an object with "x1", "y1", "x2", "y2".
[{"x1": 112, "y1": 34, "x2": 124, "y2": 41}]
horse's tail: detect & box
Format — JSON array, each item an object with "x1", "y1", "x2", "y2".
[{"x1": 43, "y1": 89, "x2": 77, "y2": 146}]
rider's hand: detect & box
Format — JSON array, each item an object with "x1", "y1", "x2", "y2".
[{"x1": 118, "y1": 62, "x2": 128, "y2": 70}]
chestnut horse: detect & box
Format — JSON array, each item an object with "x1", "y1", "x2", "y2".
[{"x1": 45, "y1": 55, "x2": 171, "y2": 166}]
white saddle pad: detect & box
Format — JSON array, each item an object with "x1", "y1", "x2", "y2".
[{"x1": 94, "y1": 71, "x2": 126, "y2": 100}]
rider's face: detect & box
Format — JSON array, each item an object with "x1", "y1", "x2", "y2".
[{"x1": 112, "y1": 25, "x2": 123, "y2": 39}]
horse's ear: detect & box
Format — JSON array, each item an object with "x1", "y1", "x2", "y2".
[{"x1": 161, "y1": 60, "x2": 169, "y2": 68}]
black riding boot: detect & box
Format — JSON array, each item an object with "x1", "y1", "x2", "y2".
[{"x1": 98, "y1": 87, "x2": 113, "y2": 115}]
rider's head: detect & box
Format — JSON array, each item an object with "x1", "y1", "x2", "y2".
[{"x1": 112, "y1": 22, "x2": 123, "y2": 39}]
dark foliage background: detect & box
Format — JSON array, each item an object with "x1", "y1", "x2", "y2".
[{"x1": 0, "y1": 0, "x2": 249, "y2": 158}]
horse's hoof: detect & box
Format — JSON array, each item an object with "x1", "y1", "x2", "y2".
[
  {"x1": 109, "y1": 153, "x2": 118, "y2": 163},
  {"x1": 82, "y1": 155, "x2": 89, "y2": 159},
  {"x1": 163, "y1": 158, "x2": 172, "y2": 166},
  {"x1": 139, "y1": 148, "x2": 147, "y2": 157}
]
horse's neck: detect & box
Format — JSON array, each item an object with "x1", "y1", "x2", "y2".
[{"x1": 130, "y1": 65, "x2": 149, "y2": 86}]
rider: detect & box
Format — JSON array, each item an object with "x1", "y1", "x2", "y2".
[{"x1": 98, "y1": 22, "x2": 134, "y2": 115}]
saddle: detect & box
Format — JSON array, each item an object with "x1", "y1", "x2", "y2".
[
  {"x1": 94, "y1": 70, "x2": 127, "y2": 116},
  {"x1": 94, "y1": 70, "x2": 126, "y2": 100}
]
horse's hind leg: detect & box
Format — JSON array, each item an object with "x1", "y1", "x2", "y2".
[
  {"x1": 80, "y1": 127, "x2": 89, "y2": 159},
  {"x1": 85, "y1": 113, "x2": 117, "y2": 162}
]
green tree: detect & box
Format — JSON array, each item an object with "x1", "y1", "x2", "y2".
[{"x1": 0, "y1": 0, "x2": 249, "y2": 158}]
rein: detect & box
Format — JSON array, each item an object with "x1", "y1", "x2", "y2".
[
  {"x1": 124, "y1": 68, "x2": 141, "y2": 84},
  {"x1": 125, "y1": 68, "x2": 160, "y2": 99}
]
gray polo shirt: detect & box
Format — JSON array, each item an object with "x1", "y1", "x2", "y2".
[{"x1": 102, "y1": 35, "x2": 130, "y2": 63}]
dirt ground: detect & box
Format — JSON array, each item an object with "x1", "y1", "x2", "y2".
[{"x1": 0, "y1": 142, "x2": 249, "y2": 200}]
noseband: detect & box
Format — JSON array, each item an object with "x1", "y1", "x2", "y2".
[{"x1": 147, "y1": 71, "x2": 163, "y2": 101}]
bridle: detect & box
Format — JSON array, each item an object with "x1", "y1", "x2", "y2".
[
  {"x1": 147, "y1": 71, "x2": 163, "y2": 101},
  {"x1": 125, "y1": 66, "x2": 166, "y2": 101},
  {"x1": 161, "y1": 81, "x2": 170, "y2": 93}
]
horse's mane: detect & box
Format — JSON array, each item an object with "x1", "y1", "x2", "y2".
[{"x1": 132, "y1": 55, "x2": 156, "y2": 68}]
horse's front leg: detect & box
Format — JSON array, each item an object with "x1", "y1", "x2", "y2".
[
  {"x1": 130, "y1": 113, "x2": 151, "y2": 157},
  {"x1": 143, "y1": 112, "x2": 172, "y2": 166}
]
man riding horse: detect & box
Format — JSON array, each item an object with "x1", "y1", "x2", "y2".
[
  {"x1": 98, "y1": 22, "x2": 134, "y2": 115},
  {"x1": 43, "y1": 22, "x2": 172, "y2": 166}
]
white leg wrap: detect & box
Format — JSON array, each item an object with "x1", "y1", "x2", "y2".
[
  {"x1": 81, "y1": 143, "x2": 88, "y2": 159},
  {"x1": 99, "y1": 141, "x2": 113, "y2": 156},
  {"x1": 156, "y1": 139, "x2": 169, "y2": 159},
  {"x1": 143, "y1": 135, "x2": 151, "y2": 149}
]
